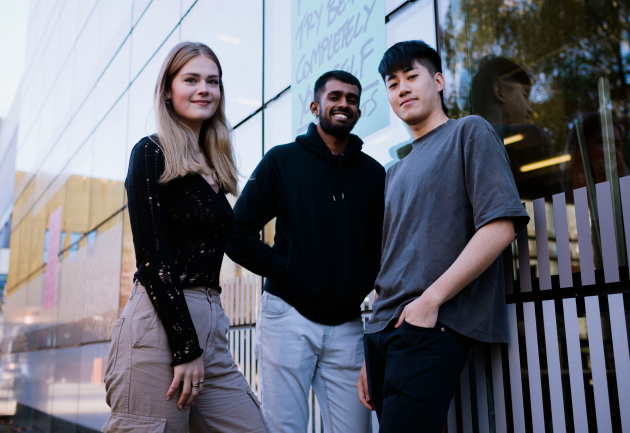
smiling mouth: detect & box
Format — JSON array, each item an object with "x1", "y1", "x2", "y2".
[
  {"x1": 332, "y1": 112, "x2": 350, "y2": 120},
  {"x1": 400, "y1": 99, "x2": 416, "y2": 106},
  {"x1": 193, "y1": 101, "x2": 211, "y2": 105}
]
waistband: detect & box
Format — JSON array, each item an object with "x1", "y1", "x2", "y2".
[{"x1": 133, "y1": 282, "x2": 220, "y2": 301}]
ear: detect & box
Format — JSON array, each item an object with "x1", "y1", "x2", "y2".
[
  {"x1": 310, "y1": 101, "x2": 319, "y2": 117},
  {"x1": 434, "y1": 72, "x2": 446, "y2": 92},
  {"x1": 492, "y1": 83, "x2": 505, "y2": 103},
  {"x1": 356, "y1": 107, "x2": 362, "y2": 119}
]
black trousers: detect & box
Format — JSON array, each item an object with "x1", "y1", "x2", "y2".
[{"x1": 364, "y1": 321, "x2": 472, "y2": 432}]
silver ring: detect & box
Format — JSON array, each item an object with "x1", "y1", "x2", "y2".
[
  {"x1": 192, "y1": 383, "x2": 200, "y2": 388},
  {"x1": 199, "y1": 379, "x2": 204, "y2": 384}
]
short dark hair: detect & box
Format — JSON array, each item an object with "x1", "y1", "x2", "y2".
[
  {"x1": 378, "y1": 40, "x2": 448, "y2": 115},
  {"x1": 471, "y1": 56, "x2": 531, "y2": 115},
  {"x1": 314, "y1": 70, "x2": 362, "y2": 103}
]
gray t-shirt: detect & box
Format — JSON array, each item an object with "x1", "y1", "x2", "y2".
[{"x1": 366, "y1": 116, "x2": 530, "y2": 343}]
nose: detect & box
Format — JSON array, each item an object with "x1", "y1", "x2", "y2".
[
  {"x1": 337, "y1": 96, "x2": 349, "y2": 109},
  {"x1": 197, "y1": 82, "x2": 210, "y2": 95},
  {"x1": 398, "y1": 81, "x2": 411, "y2": 97}
]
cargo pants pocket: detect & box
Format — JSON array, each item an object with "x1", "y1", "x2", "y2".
[
  {"x1": 101, "y1": 412, "x2": 166, "y2": 433},
  {"x1": 246, "y1": 388, "x2": 271, "y2": 432},
  {"x1": 104, "y1": 318, "x2": 125, "y2": 382}
]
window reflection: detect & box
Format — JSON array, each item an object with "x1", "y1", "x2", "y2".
[
  {"x1": 440, "y1": 0, "x2": 630, "y2": 277},
  {"x1": 471, "y1": 56, "x2": 566, "y2": 199}
]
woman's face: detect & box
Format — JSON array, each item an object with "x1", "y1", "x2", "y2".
[{"x1": 167, "y1": 55, "x2": 221, "y2": 132}]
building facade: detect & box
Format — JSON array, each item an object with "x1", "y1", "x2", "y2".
[{"x1": 0, "y1": 0, "x2": 629, "y2": 432}]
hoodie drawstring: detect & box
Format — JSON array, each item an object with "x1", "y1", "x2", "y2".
[
  {"x1": 325, "y1": 152, "x2": 346, "y2": 202},
  {"x1": 326, "y1": 152, "x2": 337, "y2": 201},
  {"x1": 339, "y1": 154, "x2": 345, "y2": 200}
]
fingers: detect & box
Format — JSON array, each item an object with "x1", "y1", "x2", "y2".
[
  {"x1": 178, "y1": 373, "x2": 192, "y2": 409},
  {"x1": 184, "y1": 371, "x2": 202, "y2": 408},
  {"x1": 395, "y1": 307, "x2": 406, "y2": 328},
  {"x1": 357, "y1": 378, "x2": 369, "y2": 409},
  {"x1": 357, "y1": 361, "x2": 374, "y2": 411},
  {"x1": 166, "y1": 371, "x2": 182, "y2": 401},
  {"x1": 358, "y1": 375, "x2": 374, "y2": 410}
]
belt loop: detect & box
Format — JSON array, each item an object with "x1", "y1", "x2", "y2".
[{"x1": 130, "y1": 281, "x2": 138, "y2": 300}]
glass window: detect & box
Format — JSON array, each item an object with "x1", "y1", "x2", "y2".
[
  {"x1": 126, "y1": 32, "x2": 180, "y2": 147},
  {"x1": 386, "y1": 0, "x2": 408, "y2": 15},
  {"x1": 439, "y1": 0, "x2": 630, "y2": 278},
  {"x1": 264, "y1": 89, "x2": 292, "y2": 154},
  {"x1": 264, "y1": 0, "x2": 291, "y2": 99},
  {"x1": 89, "y1": 93, "x2": 128, "y2": 231},
  {"x1": 233, "y1": 112, "x2": 263, "y2": 190},
  {"x1": 361, "y1": 0, "x2": 437, "y2": 168},
  {"x1": 129, "y1": 0, "x2": 181, "y2": 80},
  {"x1": 94, "y1": 39, "x2": 131, "y2": 125},
  {"x1": 97, "y1": 0, "x2": 133, "y2": 71},
  {"x1": 180, "y1": 0, "x2": 263, "y2": 126}
]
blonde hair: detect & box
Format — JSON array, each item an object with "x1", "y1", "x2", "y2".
[{"x1": 154, "y1": 41, "x2": 238, "y2": 196}]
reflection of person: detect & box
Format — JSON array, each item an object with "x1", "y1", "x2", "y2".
[
  {"x1": 226, "y1": 71, "x2": 385, "y2": 433},
  {"x1": 471, "y1": 56, "x2": 533, "y2": 126},
  {"x1": 567, "y1": 112, "x2": 629, "y2": 190},
  {"x1": 357, "y1": 41, "x2": 529, "y2": 432},
  {"x1": 471, "y1": 55, "x2": 565, "y2": 197},
  {"x1": 102, "y1": 42, "x2": 269, "y2": 433}
]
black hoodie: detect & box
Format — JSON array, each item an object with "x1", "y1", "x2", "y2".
[{"x1": 226, "y1": 123, "x2": 386, "y2": 325}]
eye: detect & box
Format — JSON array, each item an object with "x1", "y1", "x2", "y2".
[
  {"x1": 389, "y1": 83, "x2": 398, "y2": 90},
  {"x1": 185, "y1": 77, "x2": 196, "y2": 83},
  {"x1": 408, "y1": 74, "x2": 418, "y2": 80},
  {"x1": 209, "y1": 79, "x2": 219, "y2": 86}
]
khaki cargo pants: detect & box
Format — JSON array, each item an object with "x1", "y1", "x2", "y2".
[{"x1": 102, "y1": 283, "x2": 269, "y2": 433}]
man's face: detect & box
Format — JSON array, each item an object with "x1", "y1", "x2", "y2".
[
  {"x1": 385, "y1": 61, "x2": 444, "y2": 126},
  {"x1": 312, "y1": 79, "x2": 361, "y2": 138},
  {"x1": 500, "y1": 81, "x2": 533, "y2": 124}
]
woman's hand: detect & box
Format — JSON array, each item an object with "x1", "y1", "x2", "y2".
[{"x1": 166, "y1": 356, "x2": 205, "y2": 410}]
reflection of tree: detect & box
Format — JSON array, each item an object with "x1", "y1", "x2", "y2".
[{"x1": 441, "y1": 0, "x2": 630, "y2": 153}]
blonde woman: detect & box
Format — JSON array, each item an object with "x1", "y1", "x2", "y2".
[{"x1": 102, "y1": 42, "x2": 269, "y2": 433}]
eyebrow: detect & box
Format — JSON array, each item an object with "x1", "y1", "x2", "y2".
[
  {"x1": 386, "y1": 67, "x2": 417, "y2": 83},
  {"x1": 326, "y1": 90, "x2": 360, "y2": 99},
  {"x1": 181, "y1": 72, "x2": 220, "y2": 79}
]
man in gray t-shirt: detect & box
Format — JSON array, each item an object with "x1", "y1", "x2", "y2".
[{"x1": 356, "y1": 41, "x2": 529, "y2": 432}]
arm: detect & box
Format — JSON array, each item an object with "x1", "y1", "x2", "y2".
[
  {"x1": 396, "y1": 218, "x2": 514, "y2": 328},
  {"x1": 225, "y1": 153, "x2": 288, "y2": 279},
  {"x1": 126, "y1": 140, "x2": 204, "y2": 408}
]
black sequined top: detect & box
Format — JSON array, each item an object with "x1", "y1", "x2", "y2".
[{"x1": 125, "y1": 136, "x2": 235, "y2": 366}]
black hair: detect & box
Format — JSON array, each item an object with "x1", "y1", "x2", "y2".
[
  {"x1": 314, "y1": 70, "x2": 362, "y2": 103},
  {"x1": 378, "y1": 40, "x2": 448, "y2": 115}
]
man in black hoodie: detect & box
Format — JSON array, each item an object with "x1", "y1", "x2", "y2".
[{"x1": 226, "y1": 71, "x2": 385, "y2": 433}]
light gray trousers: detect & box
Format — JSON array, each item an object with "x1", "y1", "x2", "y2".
[
  {"x1": 102, "y1": 283, "x2": 269, "y2": 433},
  {"x1": 255, "y1": 292, "x2": 371, "y2": 433}
]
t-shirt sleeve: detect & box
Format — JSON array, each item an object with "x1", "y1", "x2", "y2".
[
  {"x1": 463, "y1": 128, "x2": 530, "y2": 232},
  {"x1": 125, "y1": 139, "x2": 204, "y2": 366}
]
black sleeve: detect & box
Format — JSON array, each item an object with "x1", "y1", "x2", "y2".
[
  {"x1": 225, "y1": 152, "x2": 288, "y2": 279},
  {"x1": 125, "y1": 139, "x2": 203, "y2": 366}
]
